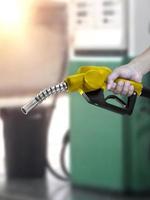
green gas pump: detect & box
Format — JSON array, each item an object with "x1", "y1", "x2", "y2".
[{"x1": 69, "y1": 57, "x2": 150, "y2": 193}]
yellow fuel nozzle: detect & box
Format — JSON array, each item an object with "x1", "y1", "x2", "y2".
[
  {"x1": 65, "y1": 66, "x2": 112, "y2": 94},
  {"x1": 65, "y1": 66, "x2": 143, "y2": 96},
  {"x1": 21, "y1": 66, "x2": 143, "y2": 115}
]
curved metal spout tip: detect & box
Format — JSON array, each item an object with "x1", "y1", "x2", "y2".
[
  {"x1": 21, "y1": 107, "x2": 28, "y2": 115},
  {"x1": 21, "y1": 98, "x2": 39, "y2": 115}
]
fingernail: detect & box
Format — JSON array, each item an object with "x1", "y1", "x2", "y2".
[
  {"x1": 107, "y1": 84, "x2": 111, "y2": 90},
  {"x1": 112, "y1": 83, "x2": 117, "y2": 89}
]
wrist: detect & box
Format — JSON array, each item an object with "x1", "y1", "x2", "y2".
[
  {"x1": 129, "y1": 57, "x2": 150, "y2": 76},
  {"x1": 128, "y1": 59, "x2": 145, "y2": 77}
]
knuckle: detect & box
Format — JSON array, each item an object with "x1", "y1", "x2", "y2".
[
  {"x1": 117, "y1": 81, "x2": 124, "y2": 87},
  {"x1": 128, "y1": 91, "x2": 134, "y2": 96},
  {"x1": 116, "y1": 86, "x2": 123, "y2": 92},
  {"x1": 123, "y1": 88, "x2": 129, "y2": 93},
  {"x1": 122, "y1": 89, "x2": 129, "y2": 95}
]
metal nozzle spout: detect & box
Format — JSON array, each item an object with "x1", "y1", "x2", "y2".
[
  {"x1": 21, "y1": 99, "x2": 39, "y2": 115},
  {"x1": 21, "y1": 81, "x2": 68, "y2": 115}
]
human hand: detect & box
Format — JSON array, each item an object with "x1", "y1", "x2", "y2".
[{"x1": 107, "y1": 64, "x2": 143, "y2": 96}]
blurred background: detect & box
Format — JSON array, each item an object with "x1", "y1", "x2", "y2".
[{"x1": 0, "y1": 0, "x2": 149, "y2": 199}]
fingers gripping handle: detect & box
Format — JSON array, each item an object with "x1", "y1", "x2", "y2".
[{"x1": 114, "y1": 78, "x2": 143, "y2": 96}]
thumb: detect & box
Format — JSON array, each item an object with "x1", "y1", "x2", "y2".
[
  {"x1": 108, "y1": 71, "x2": 120, "y2": 83},
  {"x1": 107, "y1": 71, "x2": 120, "y2": 90}
]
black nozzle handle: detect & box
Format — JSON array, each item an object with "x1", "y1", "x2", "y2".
[
  {"x1": 82, "y1": 89, "x2": 137, "y2": 115},
  {"x1": 141, "y1": 87, "x2": 150, "y2": 99}
]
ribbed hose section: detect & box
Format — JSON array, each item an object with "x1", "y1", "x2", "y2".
[{"x1": 21, "y1": 82, "x2": 68, "y2": 115}]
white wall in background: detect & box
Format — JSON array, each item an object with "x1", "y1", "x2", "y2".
[
  {"x1": 69, "y1": 0, "x2": 127, "y2": 51},
  {"x1": 128, "y1": 0, "x2": 150, "y2": 57}
]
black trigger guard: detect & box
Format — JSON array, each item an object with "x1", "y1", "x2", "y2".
[
  {"x1": 82, "y1": 89, "x2": 137, "y2": 115},
  {"x1": 105, "y1": 95, "x2": 126, "y2": 107}
]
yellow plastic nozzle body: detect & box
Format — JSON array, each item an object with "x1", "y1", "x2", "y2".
[
  {"x1": 64, "y1": 66, "x2": 143, "y2": 96},
  {"x1": 65, "y1": 66, "x2": 111, "y2": 94}
]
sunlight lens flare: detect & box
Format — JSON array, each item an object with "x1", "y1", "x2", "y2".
[
  {"x1": 0, "y1": 0, "x2": 22, "y2": 28},
  {"x1": 0, "y1": 0, "x2": 29, "y2": 33}
]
